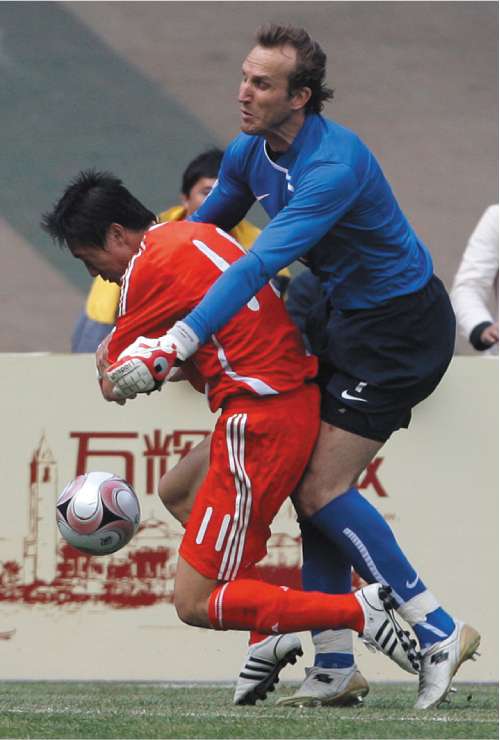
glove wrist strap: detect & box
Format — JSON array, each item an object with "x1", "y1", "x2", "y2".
[{"x1": 164, "y1": 321, "x2": 200, "y2": 360}]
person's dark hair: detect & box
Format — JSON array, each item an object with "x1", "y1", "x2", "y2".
[
  {"x1": 255, "y1": 24, "x2": 334, "y2": 114},
  {"x1": 41, "y1": 169, "x2": 156, "y2": 249},
  {"x1": 181, "y1": 148, "x2": 224, "y2": 196}
]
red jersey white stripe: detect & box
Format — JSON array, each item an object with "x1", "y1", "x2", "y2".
[{"x1": 107, "y1": 221, "x2": 317, "y2": 411}]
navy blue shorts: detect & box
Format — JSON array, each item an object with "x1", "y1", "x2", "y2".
[{"x1": 305, "y1": 275, "x2": 456, "y2": 442}]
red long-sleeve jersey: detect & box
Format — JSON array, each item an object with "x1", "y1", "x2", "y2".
[{"x1": 108, "y1": 221, "x2": 317, "y2": 411}]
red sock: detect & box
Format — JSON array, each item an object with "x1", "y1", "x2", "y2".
[
  {"x1": 249, "y1": 631, "x2": 268, "y2": 645},
  {"x1": 208, "y1": 579, "x2": 364, "y2": 634},
  {"x1": 240, "y1": 567, "x2": 274, "y2": 646}
]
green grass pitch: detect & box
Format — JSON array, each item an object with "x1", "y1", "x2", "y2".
[{"x1": 0, "y1": 681, "x2": 497, "y2": 739}]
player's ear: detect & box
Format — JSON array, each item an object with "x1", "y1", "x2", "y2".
[
  {"x1": 291, "y1": 86, "x2": 311, "y2": 112},
  {"x1": 107, "y1": 222, "x2": 127, "y2": 248}
]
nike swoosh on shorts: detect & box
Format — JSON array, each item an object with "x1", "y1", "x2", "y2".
[{"x1": 341, "y1": 390, "x2": 368, "y2": 403}]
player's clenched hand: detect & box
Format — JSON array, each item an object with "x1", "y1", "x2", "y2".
[
  {"x1": 106, "y1": 336, "x2": 178, "y2": 399},
  {"x1": 104, "y1": 322, "x2": 200, "y2": 400},
  {"x1": 96, "y1": 331, "x2": 114, "y2": 380}
]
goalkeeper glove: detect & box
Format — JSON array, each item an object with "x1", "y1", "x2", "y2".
[{"x1": 106, "y1": 322, "x2": 199, "y2": 399}]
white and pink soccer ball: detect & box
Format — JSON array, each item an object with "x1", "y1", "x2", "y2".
[{"x1": 56, "y1": 471, "x2": 140, "y2": 556}]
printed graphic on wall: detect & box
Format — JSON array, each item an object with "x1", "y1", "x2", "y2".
[
  {"x1": 1, "y1": 356, "x2": 496, "y2": 681},
  {"x1": 1, "y1": 431, "x2": 389, "y2": 611}
]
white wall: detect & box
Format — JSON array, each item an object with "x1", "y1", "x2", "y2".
[{"x1": 0, "y1": 355, "x2": 497, "y2": 682}]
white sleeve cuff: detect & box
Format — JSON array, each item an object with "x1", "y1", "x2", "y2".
[{"x1": 163, "y1": 321, "x2": 200, "y2": 360}]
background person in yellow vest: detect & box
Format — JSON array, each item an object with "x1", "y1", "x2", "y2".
[
  {"x1": 72, "y1": 148, "x2": 289, "y2": 351},
  {"x1": 157, "y1": 148, "x2": 260, "y2": 246}
]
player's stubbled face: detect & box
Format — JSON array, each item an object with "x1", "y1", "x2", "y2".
[{"x1": 239, "y1": 44, "x2": 297, "y2": 135}]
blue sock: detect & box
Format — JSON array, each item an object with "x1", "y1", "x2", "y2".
[
  {"x1": 300, "y1": 519, "x2": 354, "y2": 669},
  {"x1": 411, "y1": 608, "x2": 456, "y2": 650},
  {"x1": 313, "y1": 648, "x2": 354, "y2": 669},
  {"x1": 310, "y1": 488, "x2": 455, "y2": 646}
]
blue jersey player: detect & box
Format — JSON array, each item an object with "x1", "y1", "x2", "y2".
[{"x1": 108, "y1": 24, "x2": 479, "y2": 709}]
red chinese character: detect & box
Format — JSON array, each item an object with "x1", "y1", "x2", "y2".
[
  {"x1": 357, "y1": 456, "x2": 388, "y2": 498},
  {"x1": 143, "y1": 429, "x2": 172, "y2": 495},
  {"x1": 172, "y1": 430, "x2": 211, "y2": 459},
  {"x1": 70, "y1": 432, "x2": 137, "y2": 483}
]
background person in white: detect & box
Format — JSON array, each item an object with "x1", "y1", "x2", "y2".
[{"x1": 451, "y1": 205, "x2": 499, "y2": 355}]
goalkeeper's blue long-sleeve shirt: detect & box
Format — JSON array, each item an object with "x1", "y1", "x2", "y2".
[{"x1": 186, "y1": 113, "x2": 433, "y2": 345}]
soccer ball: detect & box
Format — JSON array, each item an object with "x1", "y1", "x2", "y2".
[{"x1": 56, "y1": 471, "x2": 140, "y2": 556}]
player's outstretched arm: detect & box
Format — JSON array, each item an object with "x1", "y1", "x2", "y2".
[
  {"x1": 110, "y1": 164, "x2": 358, "y2": 391},
  {"x1": 185, "y1": 163, "x2": 360, "y2": 347}
]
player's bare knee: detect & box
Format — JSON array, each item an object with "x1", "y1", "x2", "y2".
[
  {"x1": 174, "y1": 580, "x2": 211, "y2": 627},
  {"x1": 294, "y1": 471, "x2": 355, "y2": 517},
  {"x1": 174, "y1": 599, "x2": 196, "y2": 626},
  {"x1": 174, "y1": 592, "x2": 204, "y2": 627}
]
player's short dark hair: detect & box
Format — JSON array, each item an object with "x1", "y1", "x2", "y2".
[
  {"x1": 181, "y1": 148, "x2": 224, "y2": 196},
  {"x1": 255, "y1": 24, "x2": 334, "y2": 114},
  {"x1": 41, "y1": 170, "x2": 156, "y2": 249}
]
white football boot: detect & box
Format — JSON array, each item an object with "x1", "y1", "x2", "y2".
[
  {"x1": 276, "y1": 665, "x2": 369, "y2": 707},
  {"x1": 415, "y1": 621, "x2": 481, "y2": 709},
  {"x1": 355, "y1": 584, "x2": 421, "y2": 674},
  {"x1": 233, "y1": 634, "x2": 303, "y2": 705}
]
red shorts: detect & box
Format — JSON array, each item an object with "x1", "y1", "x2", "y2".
[{"x1": 179, "y1": 383, "x2": 320, "y2": 581}]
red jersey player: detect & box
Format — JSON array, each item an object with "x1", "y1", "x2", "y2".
[
  {"x1": 42, "y1": 170, "x2": 418, "y2": 706},
  {"x1": 106, "y1": 217, "x2": 323, "y2": 588}
]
